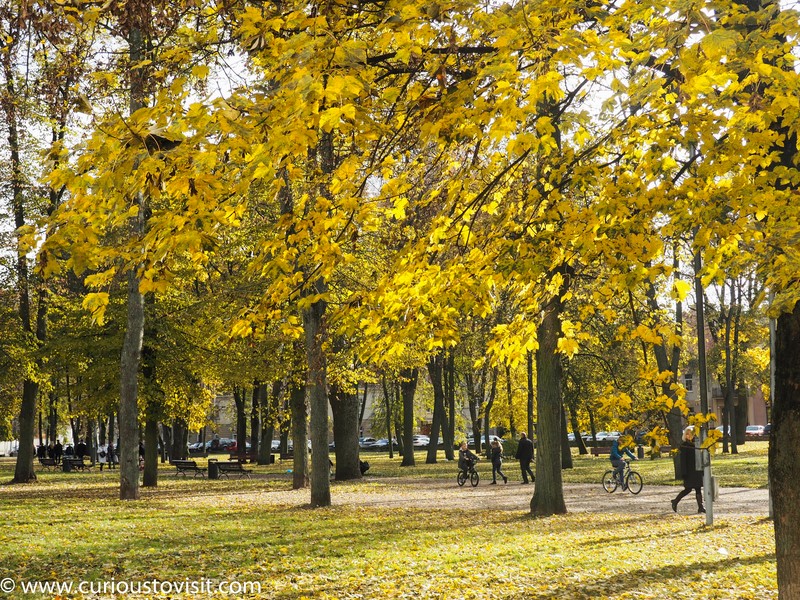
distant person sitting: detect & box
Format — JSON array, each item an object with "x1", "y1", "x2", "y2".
[{"x1": 75, "y1": 439, "x2": 87, "y2": 460}]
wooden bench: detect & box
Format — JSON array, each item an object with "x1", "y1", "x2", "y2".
[
  {"x1": 589, "y1": 447, "x2": 611, "y2": 456},
  {"x1": 171, "y1": 459, "x2": 207, "y2": 478},
  {"x1": 228, "y1": 452, "x2": 258, "y2": 463},
  {"x1": 216, "y1": 461, "x2": 253, "y2": 479},
  {"x1": 63, "y1": 457, "x2": 91, "y2": 471},
  {"x1": 38, "y1": 457, "x2": 57, "y2": 470}
]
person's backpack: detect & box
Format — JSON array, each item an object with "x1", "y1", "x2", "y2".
[{"x1": 359, "y1": 460, "x2": 370, "y2": 475}]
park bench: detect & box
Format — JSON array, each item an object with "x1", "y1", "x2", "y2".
[
  {"x1": 228, "y1": 452, "x2": 258, "y2": 463},
  {"x1": 216, "y1": 461, "x2": 253, "y2": 479},
  {"x1": 589, "y1": 447, "x2": 611, "y2": 457},
  {"x1": 63, "y1": 456, "x2": 91, "y2": 471},
  {"x1": 38, "y1": 457, "x2": 57, "y2": 470},
  {"x1": 171, "y1": 459, "x2": 207, "y2": 478}
]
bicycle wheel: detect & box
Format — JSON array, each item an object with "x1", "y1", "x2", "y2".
[
  {"x1": 626, "y1": 471, "x2": 643, "y2": 494},
  {"x1": 602, "y1": 470, "x2": 618, "y2": 493},
  {"x1": 457, "y1": 470, "x2": 467, "y2": 486},
  {"x1": 470, "y1": 470, "x2": 480, "y2": 487}
]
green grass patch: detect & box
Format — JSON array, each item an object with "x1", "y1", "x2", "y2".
[{"x1": 0, "y1": 446, "x2": 775, "y2": 599}]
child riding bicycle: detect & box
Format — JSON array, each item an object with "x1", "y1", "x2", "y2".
[{"x1": 458, "y1": 441, "x2": 479, "y2": 476}]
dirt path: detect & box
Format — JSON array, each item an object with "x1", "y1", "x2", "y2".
[{"x1": 255, "y1": 475, "x2": 770, "y2": 518}]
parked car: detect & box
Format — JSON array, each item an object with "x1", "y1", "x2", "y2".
[
  {"x1": 371, "y1": 438, "x2": 397, "y2": 450},
  {"x1": 746, "y1": 425, "x2": 765, "y2": 436},
  {"x1": 359, "y1": 437, "x2": 378, "y2": 449},
  {"x1": 763, "y1": 423, "x2": 772, "y2": 435},
  {"x1": 412, "y1": 435, "x2": 430, "y2": 448}
]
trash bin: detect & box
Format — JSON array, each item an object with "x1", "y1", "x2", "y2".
[
  {"x1": 208, "y1": 459, "x2": 219, "y2": 479},
  {"x1": 63, "y1": 459, "x2": 72, "y2": 473},
  {"x1": 637, "y1": 445, "x2": 645, "y2": 459}
]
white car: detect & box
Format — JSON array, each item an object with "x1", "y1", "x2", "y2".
[{"x1": 745, "y1": 425, "x2": 765, "y2": 436}]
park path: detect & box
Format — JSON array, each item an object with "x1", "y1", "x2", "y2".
[{"x1": 324, "y1": 478, "x2": 771, "y2": 518}]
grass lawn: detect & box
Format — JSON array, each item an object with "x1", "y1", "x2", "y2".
[{"x1": 0, "y1": 444, "x2": 775, "y2": 599}]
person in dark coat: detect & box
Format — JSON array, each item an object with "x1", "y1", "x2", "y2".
[
  {"x1": 489, "y1": 439, "x2": 507, "y2": 484},
  {"x1": 514, "y1": 433, "x2": 535, "y2": 484},
  {"x1": 671, "y1": 426, "x2": 705, "y2": 514},
  {"x1": 53, "y1": 439, "x2": 63, "y2": 464}
]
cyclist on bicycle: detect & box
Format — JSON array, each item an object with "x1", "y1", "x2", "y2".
[
  {"x1": 610, "y1": 436, "x2": 636, "y2": 489},
  {"x1": 458, "y1": 441, "x2": 478, "y2": 476}
]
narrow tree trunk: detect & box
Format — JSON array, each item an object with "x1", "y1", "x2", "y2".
[
  {"x1": 444, "y1": 352, "x2": 456, "y2": 460},
  {"x1": 400, "y1": 368, "x2": 418, "y2": 467},
  {"x1": 119, "y1": 266, "x2": 143, "y2": 500},
  {"x1": 506, "y1": 365, "x2": 516, "y2": 437},
  {"x1": 426, "y1": 353, "x2": 445, "y2": 464},
  {"x1": 251, "y1": 381, "x2": 261, "y2": 460},
  {"x1": 531, "y1": 296, "x2": 567, "y2": 516},
  {"x1": 382, "y1": 375, "x2": 394, "y2": 459},
  {"x1": 143, "y1": 417, "x2": 158, "y2": 487},
  {"x1": 771, "y1": 303, "x2": 800, "y2": 597},
  {"x1": 527, "y1": 351, "x2": 535, "y2": 440},
  {"x1": 303, "y1": 287, "x2": 331, "y2": 507},
  {"x1": 233, "y1": 387, "x2": 247, "y2": 461},
  {"x1": 560, "y1": 405, "x2": 572, "y2": 469},
  {"x1": 290, "y1": 382, "x2": 309, "y2": 489}
]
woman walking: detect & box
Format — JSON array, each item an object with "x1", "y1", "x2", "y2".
[
  {"x1": 489, "y1": 439, "x2": 507, "y2": 484},
  {"x1": 671, "y1": 426, "x2": 705, "y2": 514}
]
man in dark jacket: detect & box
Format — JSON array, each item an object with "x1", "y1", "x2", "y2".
[{"x1": 515, "y1": 433, "x2": 535, "y2": 484}]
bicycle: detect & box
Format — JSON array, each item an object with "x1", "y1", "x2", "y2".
[
  {"x1": 457, "y1": 461, "x2": 480, "y2": 487},
  {"x1": 602, "y1": 460, "x2": 643, "y2": 494}
]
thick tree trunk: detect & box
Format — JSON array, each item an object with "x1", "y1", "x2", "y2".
[
  {"x1": 303, "y1": 287, "x2": 331, "y2": 507},
  {"x1": 290, "y1": 382, "x2": 309, "y2": 489},
  {"x1": 531, "y1": 297, "x2": 567, "y2": 516},
  {"x1": 331, "y1": 385, "x2": 361, "y2": 480},
  {"x1": 771, "y1": 304, "x2": 800, "y2": 598},
  {"x1": 400, "y1": 368, "x2": 418, "y2": 467},
  {"x1": 13, "y1": 381, "x2": 38, "y2": 483},
  {"x1": 171, "y1": 418, "x2": 188, "y2": 460}
]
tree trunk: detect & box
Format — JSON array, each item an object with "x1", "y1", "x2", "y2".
[
  {"x1": 259, "y1": 380, "x2": 281, "y2": 465},
  {"x1": 527, "y1": 351, "x2": 535, "y2": 440},
  {"x1": 142, "y1": 417, "x2": 158, "y2": 487},
  {"x1": 171, "y1": 418, "x2": 188, "y2": 460},
  {"x1": 119, "y1": 265, "x2": 144, "y2": 500},
  {"x1": 506, "y1": 365, "x2": 516, "y2": 437},
  {"x1": 118, "y1": 1, "x2": 149, "y2": 500},
  {"x1": 771, "y1": 303, "x2": 800, "y2": 597},
  {"x1": 233, "y1": 387, "x2": 248, "y2": 461},
  {"x1": 290, "y1": 382, "x2": 309, "y2": 489},
  {"x1": 381, "y1": 375, "x2": 395, "y2": 459},
  {"x1": 444, "y1": 352, "x2": 456, "y2": 460},
  {"x1": 303, "y1": 285, "x2": 331, "y2": 507},
  {"x1": 251, "y1": 381, "x2": 261, "y2": 460},
  {"x1": 330, "y1": 385, "x2": 361, "y2": 479},
  {"x1": 531, "y1": 296, "x2": 567, "y2": 516},
  {"x1": 400, "y1": 368, "x2": 418, "y2": 467},
  {"x1": 482, "y1": 370, "x2": 498, "y2": 452},
  {"x1": 560, "y1": 404, "x2": 572, "y2": 469},
  {"x1": 426, "y1": 353, "x2": 445, "y2": 464}
]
